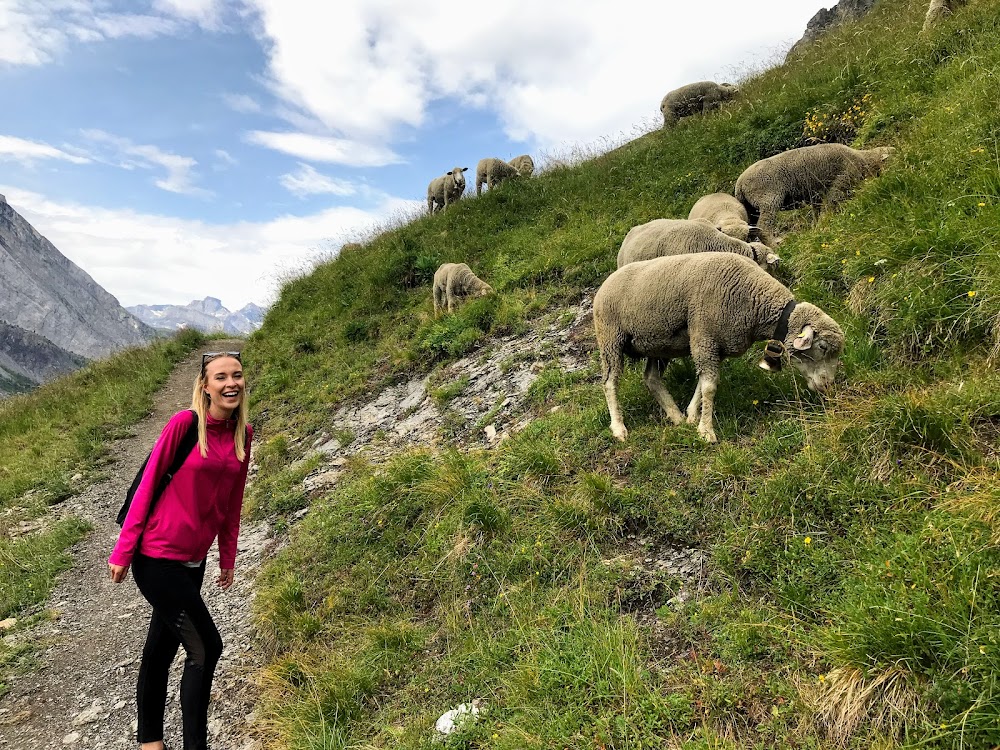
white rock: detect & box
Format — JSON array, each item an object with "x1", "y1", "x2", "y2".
[
  {"x1": 62, "y1": 732, "x2": 81, "y2": 744},
  {"x1": 484, "y1": 424, "x2": 498, "y2": 442},
  {"x1": 0, "y1": 617, "x2": 16, "y2": 630},
  {"x1": 72, "y1": 700, "x2": 104, "y2": 726},
  {"x1": 435, "y1": 701, "x2": 481, "y2": 735}
]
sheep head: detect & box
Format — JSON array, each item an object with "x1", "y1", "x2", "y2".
[{"x1": 784, "y1": 306, "x2": 845, "y2": 393}]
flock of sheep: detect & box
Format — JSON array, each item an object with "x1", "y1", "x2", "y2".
[
  {"x1": 425, "y1": 0, "x2": 968, "y2": 444},
  {"x1": 427, "y1": 155, "x2": 535, "y2": 214}
]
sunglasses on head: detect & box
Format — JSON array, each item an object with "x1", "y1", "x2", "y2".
[{"x1": 201, "y1": 351, "x2": 242, "y2": 371}]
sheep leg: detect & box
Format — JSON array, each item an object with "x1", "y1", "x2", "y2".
[
  {"x1": 691, "y1": 352, "x2": 721, "y2": 443},
  {"x1": 433, "y1": 284, "x2": 444, "y2": 318},
  {"x1": 599, "y1": 337, "x2": 628, "y2": 441},
  {"x1": 755, "y1": 199, "x2": 782, "y2": 247},
  {"x1": 685, "y1": 382, "x2": 702, "y2": 424},
  {"x1": 642, "y1": 358, "x2": 685, "y2": 425},
  {"x1": 427, "y1": 196, "x2": 435, "y2": 214},
  {"x1": 446, "y1": 283, "x2": 456, "y2": 313}
]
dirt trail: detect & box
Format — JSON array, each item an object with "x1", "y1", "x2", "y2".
[{"x1": 0, "y1": 341, "x2": 267, "y2": 750}]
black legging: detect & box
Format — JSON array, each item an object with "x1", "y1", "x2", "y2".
[{"x1": 132, "y1": 553, "x2": 223, "y2": 750}]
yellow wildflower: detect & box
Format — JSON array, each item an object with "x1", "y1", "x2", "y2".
[
  {"x1": 969, "y1": 291, "x2": 977, "y2": 298},
  {"x1": 804, "y1": 537, "x2": 812, "y2": 545},
  {"x1": 868, "y1": 276, "x2": 875, "y2": 283}
]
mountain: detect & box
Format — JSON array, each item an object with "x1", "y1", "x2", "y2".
[
  {"x1": 0, "y1": 321, "x2": 86, "y2": 397},
  {"x1": 0, "y1": 193, "x2": 155, "y2": 360},
  {"x1": 127, "y1": 297, "x2": 266, "y2": 335},
  {"x1": 786, "y1": 0, "x2": 878, "y2": 59}
]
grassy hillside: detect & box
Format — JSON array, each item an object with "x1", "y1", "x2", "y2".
[
  {"x1": 246, "y1": 2, "x2": 1000, "y2": 747},
  {"x1": 0, "y1": 329, "x2": 204, "y2": 695}
]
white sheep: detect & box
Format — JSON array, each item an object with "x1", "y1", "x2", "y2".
[
  {"x1": 432, "y1": 263, "x2": 494, "y2": 316},
  {"x1": 660, "y1": 81, "x2": 739, "y2": 127},
  {"x1": 734, "y1": 143, "x2": 894, "y2": 246},
  {"x1": 924, "y1": 0, "x2": 965, "y2": 30},
  {"x1": 475, "y1": 158, "x2": 520, "y2": 196},
  {"x1": 508, "y1": 154, "x2": 535, "y2": 177},
  {"x1": 688, "y1": 192, "x2": 758, "y2": 243},
  {"x1": 594, "y1": 253, "x2": 845, "y2": 443},
  {"x1": 616, "y1": 218, "x2": 779, "y2": 271},
  {"x1": 427, "y1": 167, "x2": 468, "y2": 213}
]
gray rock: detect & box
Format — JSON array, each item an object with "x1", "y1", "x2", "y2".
[
  {"x1": 786, "y1": 0, "x2": 878, "y2": 60},
  {"x1": 0, "y1": 195, "x2": 154, "y2": 360}
]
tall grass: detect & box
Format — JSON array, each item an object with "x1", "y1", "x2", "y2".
[{"x1": 247, "y1": 0, "x2": 1000, "y2": 747}]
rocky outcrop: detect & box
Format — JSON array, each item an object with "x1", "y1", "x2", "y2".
[
  {"x1": 0, "y1": 195, "x2": 154, "y2": 360},
  {"x1": 786, "y1": 0, "x2": 879, "y2": 60},
  {"x1": 0, "y1": 321, "x2": 87, "y2": 397},
  {"x1": 128, "y1": 298, "x2": 265, "y2": 335}
]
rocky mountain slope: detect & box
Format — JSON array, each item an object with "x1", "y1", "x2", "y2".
[
  {"x1": 0, "y1": 193, "x2": 154, "y2": 360},
  {"x1": 127, "y1": 297, "x2": 265, "y2": 335},
  {"x1": 787, "y1": 0, "x2": 879, "y2": 59},
  {"x1": 0, "y1": 321, "x2": 86, "y2": 397}
]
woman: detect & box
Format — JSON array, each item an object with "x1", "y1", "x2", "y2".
[{"x1": 109, "y1": 351, "x2": 253, "y2": 750}]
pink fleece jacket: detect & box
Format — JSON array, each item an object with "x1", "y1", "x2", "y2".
[{"x1": 109, "y1": 409, "x2": 253, "y2": 569}]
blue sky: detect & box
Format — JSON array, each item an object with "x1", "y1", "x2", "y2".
[{"x1": 0, "y1": 0, "x2": 825, "y2": 310}]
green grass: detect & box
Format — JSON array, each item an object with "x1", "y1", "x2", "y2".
[
  {"x1": 246, "y1": 1, "x2": 1000, "y2": 747},
  {"x1": 0, "y1": 329, "x2": 205, "y2": 693}
]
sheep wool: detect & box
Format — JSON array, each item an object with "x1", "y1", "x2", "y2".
[
  {"x1": 475, "y1": 158, "x2": 521, "y2": 196},
  {"x1": 660, "y1": 81, "x2": 738, "y2": 127},
  {"x1": 616, "y1": 218, "x2": 778, "y2": 271},
  {"x1": 688, "y1": 192, "x2": 756, "y2": 243},
  {"x1": 427, "y1": 167, "x2": 468, "y2": 213},
  {"x1": 432, "y1": 263, "x2": 494, "y2": 316},
  {"x1": 508, "y1": 154, "x2": 535, "y2": 178},
  {"x1": 734, "y1": 143, "x2": 894, "y2": 246},
  {"x1": 924, "y1": 0, "x2": 964, "y2": 30},
  {"x1": 594, "y1": 253, "x2": 844, "y2": 443}
]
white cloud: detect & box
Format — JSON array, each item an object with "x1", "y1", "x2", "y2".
[
  {"x1": 245, "y1": 131, "x2": 403, "y2": 167},
  {"x1": 0, "y1": 184, "x2": 423, "y2": 309},
  {"x1": 241, "y1": 1, "x2": 822, "y2": 149},
  {"x1": 0, "y1": 1, "x2": 182, "y2": 66},
  {"x1": 153, "y1": 0, "x2": 223, "y2": 28},
  {"x1": 213, "y1": 148, "x2": 237, "y2": 170},
  {"x1": 279, "y1": 163, "x2": 357, "y2": 198},
  {"x1": 0, "y1": 135, "x2": 91, "y2": 165},
  {"x1": 222, "y1": 93, "x2": 262, "y2": 114},
  {"x1": 81, "y1": 129, "x2": 209, "y2": 197}
]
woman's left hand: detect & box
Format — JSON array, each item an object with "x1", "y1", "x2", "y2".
[{"x1": 216, "y1": 568, "x2": 235, "y2": 590}]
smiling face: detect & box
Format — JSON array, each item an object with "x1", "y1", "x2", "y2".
[{"x1": 202, "y1": 356, "x2": 244, "y2": 418}]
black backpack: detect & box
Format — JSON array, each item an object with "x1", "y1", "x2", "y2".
[{"x1": 116, "y1": 410, "x2": 200, "y2": 527}]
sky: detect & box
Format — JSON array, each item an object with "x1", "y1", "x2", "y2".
[{"x1": 0, "y1": 0, "x2": 828, "y2": 311}]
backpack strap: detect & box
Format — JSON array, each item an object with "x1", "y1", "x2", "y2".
[{"x1": 143, "y1": 410, "x2": 200, "y2": 524}]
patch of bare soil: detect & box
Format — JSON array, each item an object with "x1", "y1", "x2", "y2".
[{"x1": 0, "y1": 341, "x2": 269, "y2": 750}]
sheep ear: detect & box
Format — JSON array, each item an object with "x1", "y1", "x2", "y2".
[
  {"x1": 793, "y1": 325, "x2": 815, "y2": 351},
  {"x1": 461, "y1": 167, "x2": 469, "y2": 172},
  {"x1": 446, "y1": 170, "x2": 453, "y2": 175},
  {"x1": 766, "y1": 252, "x2": 781, "y2": 266}
]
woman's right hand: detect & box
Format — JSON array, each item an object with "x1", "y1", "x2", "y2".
[{"x1": 108, "y1": 563, "x2": 129, "y2": 583}]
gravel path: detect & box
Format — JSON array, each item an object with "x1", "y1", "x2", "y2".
[{"x1": 0, "y1": 341, "x2": 269, "y2": 750}]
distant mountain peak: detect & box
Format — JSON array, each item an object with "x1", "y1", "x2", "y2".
[{"x1": 127, "y1": 297, "x2": 267, "y2": 335}]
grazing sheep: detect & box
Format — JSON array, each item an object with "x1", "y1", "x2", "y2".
[
  {"x1": 924, "y1": 0, "x2": 965, "y2": 30},
  {"x1": 660, "y1": 81, "x2": 739, "y2": 127},
  {"x1": 594, "y1": 253, "x2": 845, "y2": 443},
  {"x1": 616, "y1": 218, "x2": 779, "y2": 271},
  {"x1": 475, "y1": 157, "x2": 520, "y2": 196},
  {"x1": 688, "y1": 192, "x2": 759, "y2": 243},
  {"x1": 427, "y1": 167, "x2": 468, "y2": 213},
  {"x1": 508, "y1": 154, "x2": 535, "y2": 177},
  {"x1": 734, "y1": 143, "x2": 895, "y2": 246},
  {"x1": 432, "y1": 263, "x2": 494, "y2": 316}
]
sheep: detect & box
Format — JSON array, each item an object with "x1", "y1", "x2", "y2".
[
  {"x1": 660, "y1": 81, "x2": 739, "y2": 127},
  {"x1": 432, "y1": 263, "x2": 494, "y2": 316},
  {"x1": 734, "y1": 143, "x2": 894, "y2": 246},
  {"x1": 923, "y1": 0, "x2": 965, "y2": 30},
  {"x1": 427, "y1": 167, "x2": 468, "y2": 213},
  {"x1": 594, "y1": 252, "x2": 845, "y2": 443},
  {"x1": 616, "y1": 218, "x2": 779, "y2": 271},
  {"x1": 508, "y1": 154, "x2": 535, "y2": 178},
  {"x1": 688, "y1": 192, "x2": 759, "y2": 243},
  {"x1": 475, "y1": 157, "x2": 520, "y2": 196}
]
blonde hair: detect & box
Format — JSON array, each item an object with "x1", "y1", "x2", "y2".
[{"x1": 191, "y1": 356, "x2": 249, "y2": 460}]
